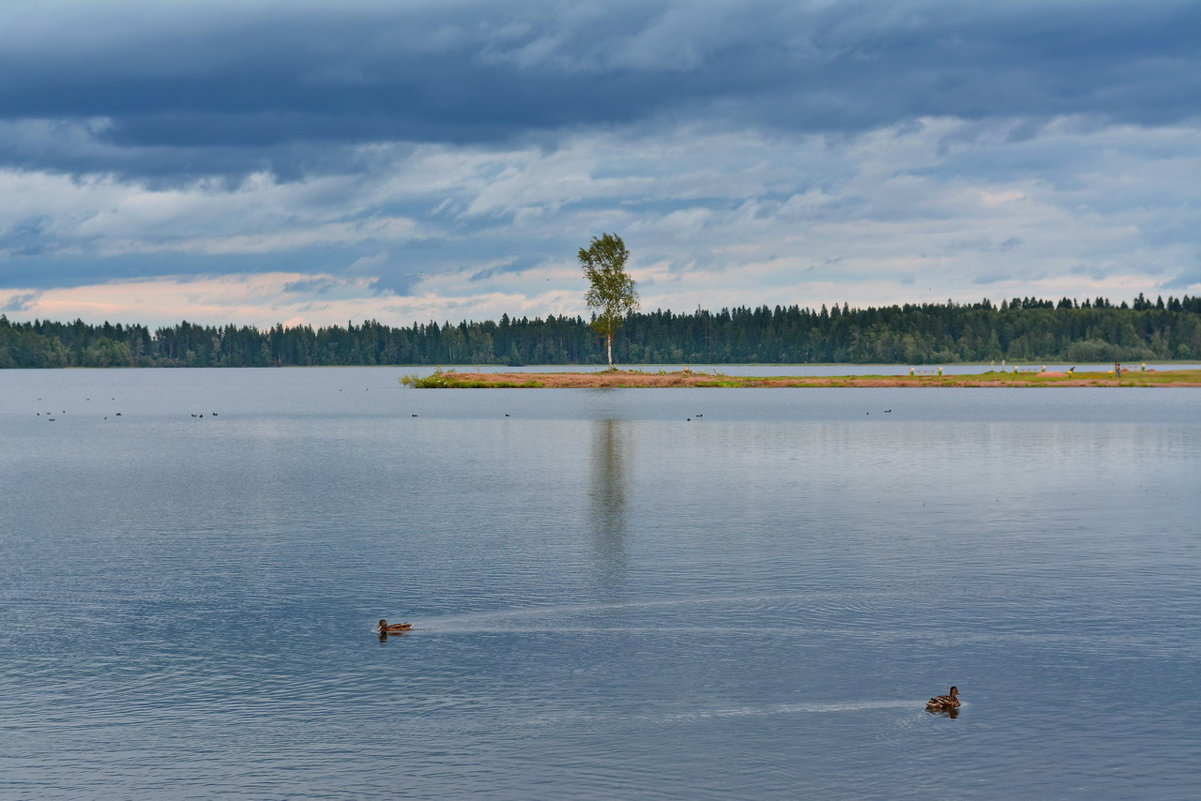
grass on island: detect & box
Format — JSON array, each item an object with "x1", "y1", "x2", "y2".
[
  {"x1": 402, "y1": 369, "x2": 545, "y2": 388},
  {"x1": 402, "y1": 367, "x2": 1201, "y2": 388}
]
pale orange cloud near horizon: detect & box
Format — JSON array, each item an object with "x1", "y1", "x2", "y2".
[
  {"x1": 0, "y1": 271, "x2": 590, "y2": 330},
  {"x1": 3, "y1": 267, "x2": 1184, "y2": 333}
]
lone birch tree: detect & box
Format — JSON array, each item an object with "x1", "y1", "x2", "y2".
[{"x1": 579, "y1": 233, "x2": 639, "y2": 369}]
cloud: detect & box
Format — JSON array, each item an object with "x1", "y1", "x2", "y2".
[
  {"x1": 1, "y1": 290, "x2": 40, "y2": 312},
  {"x1": 0, "y1": 1, "x2": 1198, "y2": 180},
  {"x1": 0, "y1": 272, "x2": 389, "y2": 329},
  {"x1": 4, "y1": 115, "x2": 1200, "y2": 320},
  {"x1": 0, "y1": 2, "x2": 1199, "y2": 327}
]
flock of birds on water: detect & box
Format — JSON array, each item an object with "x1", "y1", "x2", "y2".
[
  {"x1": 34, "y1": 397, "x2": 217, "y2": 422},
  {"x1": 34, "y1": 397, "x2": 128, "y2": 422},
  {"x1": 35, "y1": 389, "x2": 893, "y2": 425}
]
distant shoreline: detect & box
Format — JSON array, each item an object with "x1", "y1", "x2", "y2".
[{"x1": 405, "y1": 368, "x2": 1201, "y2": 388}]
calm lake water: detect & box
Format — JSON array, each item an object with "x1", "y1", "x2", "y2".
[{"x1": 3, "y1": 367, "x2": 1199, "y2": 800}]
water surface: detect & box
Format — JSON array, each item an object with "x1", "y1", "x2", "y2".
[{"x1": 2, "y1": 368, "x2": 1199, "y2": 799}]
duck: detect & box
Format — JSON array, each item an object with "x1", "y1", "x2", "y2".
[
  {"x1": 925, "y1": 686, "x2": 961, "y2": 712},
  {"x1": 377, "y1": 619, "x2": 412, "y2": 634}
]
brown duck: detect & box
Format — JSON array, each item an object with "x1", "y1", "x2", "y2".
[
  {"x1": 377, "y1": 619, "x2": 413, "y2": 633},
  {"x1": 926, "y1": 686, "x2": 961, "y2": 712}
]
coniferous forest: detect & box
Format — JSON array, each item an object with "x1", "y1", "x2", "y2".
[{"x1": 3, "y1": 294, "x2": 1201, "y2": 368}]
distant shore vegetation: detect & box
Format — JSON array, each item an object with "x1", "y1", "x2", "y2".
[{"x1": 3, "y1": 294, "x2": 1201, "y2": 368}]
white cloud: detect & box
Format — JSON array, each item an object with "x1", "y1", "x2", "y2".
[{"x1": 2, "y1": 115, "x2": 1199, "y2": 326}]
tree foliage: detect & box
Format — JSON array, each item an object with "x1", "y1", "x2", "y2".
[
  {"x1": 579, "y1": 233, "x2": 639, "y2": 367},
  {"x1": 3, "y1": 295, "x2": 1201, "y2": 368}
]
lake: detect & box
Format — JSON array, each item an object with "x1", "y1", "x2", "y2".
[{"x1": 2, "y1": 367, "x2": 1199, "y2": 800}]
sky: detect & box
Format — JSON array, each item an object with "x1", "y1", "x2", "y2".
[{"x1": 1, "y1": 0, "x2": 1198, "y2": 329}]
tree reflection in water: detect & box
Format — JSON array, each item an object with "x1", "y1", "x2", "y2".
[{"x1": 589, "y1": 418, "x2": 629, "y2": 589}]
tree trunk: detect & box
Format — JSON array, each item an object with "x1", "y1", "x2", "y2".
[{"x1": 606, "y1": 332, "x2": 614, "y2": 368}]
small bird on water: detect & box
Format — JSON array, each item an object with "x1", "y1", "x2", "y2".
[
  {"x1": 926, "y1": 686, "x2": 961, "y2": 713},
  {"x1": 377, "y1": 619, "x2": 412, "y2": 634}
]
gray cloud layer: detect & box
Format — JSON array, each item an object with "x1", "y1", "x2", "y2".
[
  {"x1": 1, "y1": 1, "x2": 1198, "y2": 325},
  {"x1": 2, "y1": 0, "x2": 1198, "y2": 180}
]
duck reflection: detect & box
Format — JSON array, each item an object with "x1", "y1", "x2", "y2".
[
  {"x1": 589, "y1": 418, "x2": 629, "y2": 586},
  {"x1": 925, "y1": 706, "x2": 959, "y2": 719},
  {"x1": 376, "y1": 619, "x2": 412, "y2": 642}
]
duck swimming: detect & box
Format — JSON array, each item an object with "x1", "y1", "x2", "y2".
[
  {"x1": 926, "y1": 686, "x2": 961, "y2": 712},
  {"x1": 377, "y1": 619, "x2": 412, "y2": 633}
]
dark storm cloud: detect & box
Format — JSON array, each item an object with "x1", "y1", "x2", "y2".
[{"x1": 1, "y1": 0, "x2": 1197, "y2": 180}]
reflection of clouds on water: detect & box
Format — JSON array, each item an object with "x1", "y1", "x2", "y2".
[{"x1": 589, "y1": 418, "x2": 628, "y2": 588}]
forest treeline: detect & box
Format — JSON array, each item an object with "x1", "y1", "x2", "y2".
[{"x1": 3, "y1": 294, "x2": 1201, "y2": 368}]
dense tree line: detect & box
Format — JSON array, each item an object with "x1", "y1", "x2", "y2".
[{"x1": 3, "y1": 294, "x2": 1201, "y2": 368}]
